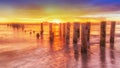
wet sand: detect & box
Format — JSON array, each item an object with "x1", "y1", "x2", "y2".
[{"x1": 0, "y1": 23, "x2": 120, "y2": 68}]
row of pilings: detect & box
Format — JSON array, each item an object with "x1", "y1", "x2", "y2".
[{"x1": 37, "y1": 21, "x2": 116, "y2": 55}]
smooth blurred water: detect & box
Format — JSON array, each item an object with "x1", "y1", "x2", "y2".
[{"x1": 0, "y1": 23, "x2": 120, "y2": 68}]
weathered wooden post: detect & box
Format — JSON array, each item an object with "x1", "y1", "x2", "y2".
[
  {"x1": 59, "y1": 23, "x2": 62, "y2": 38},
  {"x1": 81, "y1": 23, "x2": 88, "y2": 54},
  {"x1": 49, "y1": 23, "x2": 52, "y2": 34},
  {"x1": 49, "y1": 23, "x2": 53, "y2": 42},
  {"x1": 73, "y1": 22, "x2": 80, "y2": 60},
  {"x1": 65, "y1": 23, "x2": 70, "y2": 44},
  {"x1": 86, "y1": 22, "x2": 91, "y2": 48},
  {"x1": 100, "y1": 21, "x2": 106, "y2": 47},
  {"x1": 40, "y1": 23, "x2": 43, "y2": 39},
  {"x1": 110, "y1": 21, "x2": 116, "y2": 43},
  {"x1": 73, "y1": 22, "x2": 80, "y2": 44},
  {"x1": 40, "y1": 23, "x2": 43, "y2": 35},
  {"x1": 63, "y1": 23, "x2": 66, "y2": 41},
  {"x1": 36, "y1": 33, "x2": 40, "y2": 39}
]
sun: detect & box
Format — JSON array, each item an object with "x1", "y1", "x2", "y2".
[{"x1": 52, "y1": 19, "x2": 61, "y2": 24}]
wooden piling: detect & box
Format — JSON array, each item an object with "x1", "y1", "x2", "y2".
[
  {"x1": 49, "y1": 23, "x2": 54, "y2": 42},
  {"x1": 86, "y1": 22, "x2": 91, "y2": 48},
  {"x1": 100, "y1": 21, "x2": 106, "y2": 47},
  {"x1": 73, "y1": 22, "x2": 80, "y2": 44},
  {"x1": 65, "y1": 23, "x2": 70, "y2": 44},
  {"x1": 66, "y1": 23, "x2": 70, "y2": 39},
  {"x1": 49, "y1": 23, "x2": 52, "y2": 34},
  {"x1": 81, "y1": 23, "x2": 88, "y2": 54},
  {"x1": 36, "y1": 33, "x2": 40, "y2": 39},
  {"x1": 63, "y1": 23, "x2": 66, "y2": 39},
  {"x1": 40, "y1": 23, "x2": 43, "y2": 35},
  {"x1": 110, "y1": 21, "x2": 116, "y2": 43},
  {"x1": 59, "y1": 23, "x2": 62, "y2": 38}
]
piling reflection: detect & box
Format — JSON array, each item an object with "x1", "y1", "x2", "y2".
[
  {"x1": 110, "y1": 43, "x2": 115, "y2": 64},
  {"x1": 0, "y1": 23, "x2": 119, "y2": 68},
  {"x1": 100, "y1": 46, "x2": 106, "y2": 68},
  {"x1": 73, "y1": 43, "x2": 79, "y2": 61},
  {"x1": 81, "y1": 53, "x2": 89, "y2": 68}
]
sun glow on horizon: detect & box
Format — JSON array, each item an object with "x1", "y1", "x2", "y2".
[{"x1": 50, "y1": 19, "x2": 61, "y2": 24}]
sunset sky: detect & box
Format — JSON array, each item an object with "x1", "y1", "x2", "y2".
[{"x1": 0, "y1": 0, "x2": 120, "y2": 23}]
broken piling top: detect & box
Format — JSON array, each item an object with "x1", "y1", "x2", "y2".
[
  {"x1": 110, "y1": 21, "x2": 116, "y2": 43},
  {"x1": 100, "y1": 21, "x2": 106, "y2": 47}
]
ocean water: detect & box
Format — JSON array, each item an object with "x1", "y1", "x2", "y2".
[{"x1": 0, "y1": 23, "x2": 120, "y2": 68}]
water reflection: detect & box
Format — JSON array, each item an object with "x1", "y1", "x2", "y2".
[
  {"x1": 73, "y1": 43, "x2": 79, "y2": 61},
  {"x1": 110, "y1": 43, "x2": 115, "y2": 64},
  {"x1": 81, "y1": 53, "x2": 89, "y2": 68},
  {"x1": 100, "y1": 46, "x2": 106, "y2": 68},
  {"x1": 1, "y1": 23, "x2": 120, "y2": 68}
]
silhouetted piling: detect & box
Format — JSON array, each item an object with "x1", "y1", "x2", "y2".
[
  {"x1": 73, "y1": 22, "x2": 80, "y2": 44},
  {"x1": 65, "y1": 23, "x2": 70, "y2": 44},
  {"x1": 110, "y1": 21, "x2": 116, "y2": 43},
  {"x1": 49, "y1": 23, "x2": 54, "y2": 42},
  {"x1": 100, "y1": 21, "x2": 106, "y2": 47},
  {"x1": 49, "y1": 23, "x2": 52, "y2": 34},
  {"x1": 50, "y1": 32, "x2": 54, "y2": 43},
  {"x1": 81, "y1": 23, "x2": 88, "y2": 54},
  {"x1": 33, "y1": 31, "x2": 35, "y2": 34},
  {"x1": 59, "y1": 23, "x2": 62, "y2": 38},
  {"x1": 36, "y1": 33, "x2": 40, "y2": 39},
  {"x1": 63, "y1": 23, "x2": 66, "y2": 40},
  {"x1": 30, "y1": 32, "x2": 32, "y2": 35},
  {"x1": 40, "y1": 23, "x2": 43, "y2": 35},
  {"x1": 86, "y1": 22, "x2": 91, "y2": 48}
]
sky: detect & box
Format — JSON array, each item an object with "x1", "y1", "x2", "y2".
[{"x1": 0, "y1": 0, "x2": 120, "y2": 23}]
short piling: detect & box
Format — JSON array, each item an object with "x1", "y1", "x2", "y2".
[{"x1": 36, "y1": 33, "x2": 40, "y2": 39}]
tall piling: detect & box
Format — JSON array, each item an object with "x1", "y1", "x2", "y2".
[
  {"x1": 73, "y1": 22, "x2": 80, "y2": 44},
  {"x1": 49, "y1": 23, "x2": 52, "y2": 34},
  {"x1": 63, "y1": 23, "x2": 66, "y2": 41},
  {"x1": 100, "y1": 21, "x2": 106, "y2": 47},
  {"x1": 49, "y1": 23, "x2": 53, "y2": 42},
  {"x1": 86, "y1": 22, "x2": 91, "y2": 48},
  {"x1": 59, "y1": 23, "x2": 62, "y2": 38},
  {"x1": 110, "y1": 21, "x2": 116, "y2": 43},
  {"x1": 73, "y1": 22, "x2": 80, "y2": 60},
  {"x1": 81, "y1": 23, "x2": 88, "y2": 54},
  {"x1": 40, "y1": 23, "x2": 43, "y2": 39},
  {"x1": 65, "y1": 23, "x2": 70, "y2": 44}
]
